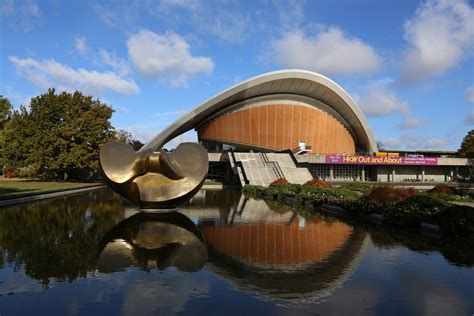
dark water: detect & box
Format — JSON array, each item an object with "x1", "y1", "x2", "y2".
[{"x1": 0, "y1": 189, "x2": 473, "y2": 315}]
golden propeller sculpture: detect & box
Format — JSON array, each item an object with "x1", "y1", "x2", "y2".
[{"x1": 99, "y1": 142, "x2": 208, "y2": 208}]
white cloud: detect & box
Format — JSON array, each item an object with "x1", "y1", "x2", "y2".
[
  {"x1": 271, "y1": 0, "x2": 305, "y2": 31},
  {"x1": 399, "y1": 116, "x2": 427, "y2": 129},
  {"x1": 205, "y1": 12, "x2": 248, "y2": 43},
  {"x1": 465, "y1": 85, "x2": 474, "y2": 104},
  {"x1": 355, "y1": 78, "x2": 426, "y2": 128},
  {"x1": 74, "y1": 37, "x2": 88, "y2": 56},
  {"x1": 3, "y1": 86, "x2": 32, "y2": 108},
  {"x1": 93, "y1": 1, "x2": 254, "y2": 43},
  {"x1": 380, "y1": 135, "x2": 450, "y2": 149},
  {"x1": 9, "y1": 56, "x2": 139, "y2": 95},
  {"x1": 465, "y1": 109, "x2": 474, "y2": 124},
  {"x1": 97, "y1": 49, "x2": 129, "y2": 77},
  {"x1": 151, "y1": 2, "x2": 250, "y2": 43},
  {"x1": 379, "y1": 138, "x2": 404, "y2": 149},
  {"x1": 158, "y1": 0, "x2": 200, "y2": 11},
  {"x1": 0, "y1": 0, "x2": 40, "y2": 32},
  {"x1": 93, "y1": 0, "x2": 140, "y2": 28},
  {"x1": 400, "y1": 0, "x2": 474, "y2": 84},
  {"x1": 271, "y1": 27, "x2": 381, "y2": 75},
  {"x1": 127, "y1": 30, "x2": 214, "y2": 87},
  {"x1": 357, "y1": 79, "x2": 410, "y2": 116}
]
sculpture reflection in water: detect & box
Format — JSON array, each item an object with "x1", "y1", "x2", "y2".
[
  {"x1": 99, "y1": 142, "x2": 208, "y2": 208},
  {"x1": 97, "y1": 211, "x2": 207, "y2": 272},
  {"x1": 183, "y1": 192, "x2": 368, "y2": 302}
]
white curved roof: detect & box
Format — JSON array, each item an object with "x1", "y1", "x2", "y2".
[{"x1": 141, "y1": 69, "x2": 377, "y2": 153}]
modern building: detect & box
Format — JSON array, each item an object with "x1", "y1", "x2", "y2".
[{"x1": 143, "y1": 69, "x2": 469, "y2": 185}]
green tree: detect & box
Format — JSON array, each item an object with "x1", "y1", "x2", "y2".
[
  {"x1": 115, "y1": 129, "x2": 144, "y2": 150},
  {"x1": 458, "y1": 129, "x2": 474, "y2": 158},
  {"x1": 0, "y1": 95, "x2": 13, "y2": 129},
  {"x1": 456, "y1": 130, "x2": 474, "y2": 193},
  {"x1": 2, "y1": 89, "x2": 115, "y2": 180},
  {"x1": 0, "y1": 96, "x2": 14, "y2": 171}
]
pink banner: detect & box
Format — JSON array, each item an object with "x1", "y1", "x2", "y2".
[{"x1": 325, "y1": 155, "x2": 438, "y2": 165}]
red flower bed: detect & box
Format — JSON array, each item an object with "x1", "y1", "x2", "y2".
[
  {"x1": 271, "y1": 178, "x2": 288, "y2": 184},
  {"x1": 399, "y1": 188, "x2": 418, "y2": 200},
  {"x1": 364, "y1": 186, "x2": 417, "y2": 204},
  {"x1": 430, "y1": 184, "x2": 455, "y2": 195},
  {"x1": 304, "y1": 179, "x2": 331, "y2": 188}
]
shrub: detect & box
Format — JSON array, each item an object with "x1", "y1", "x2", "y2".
[
  {"x1": 293, "y1": 185, "x2": 359, "y2": 207},
  {"x1": 18, "y1": 165, "x2": 37, "y2": 178},
  {"x1": 304, "y1": 179, "x2": 331, "y2": 188},
  {"x1": 429, "y1": 184, "x2": 455, "y2": 195},
  {"x1": 342, "y1": 199, "x2": 382, "y2": 215},
  {"x1": 5, "y1": 169, "x2": 17, "y2": 178},
  {"x1": 271, "y1": 178, "x2": 288, "y2": 184},
  {"x1": 339, "y1": 183, "x2": 372, "y2": 193},
  {"x1": 242, "y1": 185, "x2": 260, "y2": 196},
  {"x1": 382, "y1": 205, "x2": 421, "y2": 227},
  {"x1": 364, "y1": 186, "x2": 417, "y2": 204},
  {"x1": 436, "y1": 205, "x2": 474, "y2": 237},
  {"x1": 264, "y1": 182, "x2": 301, "y2": 200},
  {"x1": 422, "y1": 192, "x2": 466, "y2": 202},
  {"x1": 383, "y1": 194, "x2": 450, "y2": 227}
]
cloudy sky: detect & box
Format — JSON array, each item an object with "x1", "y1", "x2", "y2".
[{"x1": 1, "y1": 0, "x2": 473, "y2": 150}]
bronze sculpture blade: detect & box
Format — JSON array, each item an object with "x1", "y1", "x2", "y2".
[{"x1": 99, "y1": 142, "x2": 208, "y2": 208}]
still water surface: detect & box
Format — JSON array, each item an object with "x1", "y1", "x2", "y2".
[{"x1": 0, "y1": 188, "x2": 473, "y2": 315}]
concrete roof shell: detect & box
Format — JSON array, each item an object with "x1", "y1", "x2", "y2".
[{"x1": 141, "y1": 69, "x2": 378, "y2": 153}]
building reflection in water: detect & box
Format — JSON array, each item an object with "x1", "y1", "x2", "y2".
[
  {"x1": 98, "y1": 190, "x2": 367, "y2": 302},
  {"x1": 97, "y1": 212, "x2": 207, "y2": 273},
  {"x1": 182, "y1": 190, "x2": 368, "y2": 301}
]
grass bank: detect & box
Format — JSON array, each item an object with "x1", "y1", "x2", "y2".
[
  {"x1": 242, "y1": 182, "x2": 474, "y2": 238},
  {"x1": 0, "y1": 179, "x2": 101, "y2": 200}
]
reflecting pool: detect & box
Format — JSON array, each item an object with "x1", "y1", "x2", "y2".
[{"x1": 0, "y1": 189, "x2": 473, "y2": 315}]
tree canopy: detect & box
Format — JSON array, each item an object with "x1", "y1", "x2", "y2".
[
  {"x1": 115, "y1": 129, "x2": 144, "y2": 151},
  {"x1": 0, "y1": 96, "x2": 13, "y2": 129},
  {"x1": 1, "y1": 89, "x2": 136, "y2": 180},
  {"x1": 458, "y1": 129, "x2": 474, "y2": 158}
]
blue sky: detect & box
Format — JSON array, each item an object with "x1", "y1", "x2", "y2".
[{"x1": 1, "y1": 0, "x2": 473, "y2": 150}]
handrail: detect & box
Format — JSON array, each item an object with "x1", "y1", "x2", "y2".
[
  {"x1": 260, "y1": 152, "x2": 285, "y2": 179},
  {"x1": 271, "y1": 160, "x2": 285, "y2": 179}
]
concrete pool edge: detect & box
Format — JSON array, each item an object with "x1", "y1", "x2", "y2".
[{"x1": 0, "y1": 185, "x2": 106, "y2": 207}]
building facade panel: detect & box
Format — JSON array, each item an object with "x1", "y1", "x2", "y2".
[{"x1": 198, "y1": 103, "x2": 356, "y2": 154}]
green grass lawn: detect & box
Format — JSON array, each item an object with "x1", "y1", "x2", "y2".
[{"x1": 0, "y1": 180, "x2": 100, "y2": 200}]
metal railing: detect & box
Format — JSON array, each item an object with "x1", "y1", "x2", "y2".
[{"x1": 260, "y1": 152, "x2": 285, "y2": 180}]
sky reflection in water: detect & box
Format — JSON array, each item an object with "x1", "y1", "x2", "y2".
[{"x1": 0, "y1": 188, "x2": 473, "y2": 315}]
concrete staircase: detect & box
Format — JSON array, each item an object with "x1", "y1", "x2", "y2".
[{"x1": 229, "y1": 152, "x2": 312, "y2": 186}]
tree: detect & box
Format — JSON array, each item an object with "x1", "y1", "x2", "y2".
[
  {"x1": 456, "y1": 130, "x2": 474, "y2": 192},
  {"x1": 114, "y1": 129, "x2": 144, "y2": 150},
  {"x1": 0, "y1": 96, "x2": 13, "y2": 171},
  {"x1": 458, "y1": 129, "x2": 474, "y2": 158},
  {"x1": 0, "y1": 96, "x2": 13, "y2": 129},
  {"x1": 2, "y1": 89, "x2": 115, "y2": 180}
]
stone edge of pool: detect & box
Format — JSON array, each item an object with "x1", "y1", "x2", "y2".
[
  {"x1": 0, "y1": 184, "x2": 241, "y2": 208},
  {"x1": 0, "y1": 185, "x2": 106, "y2": 208}
]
